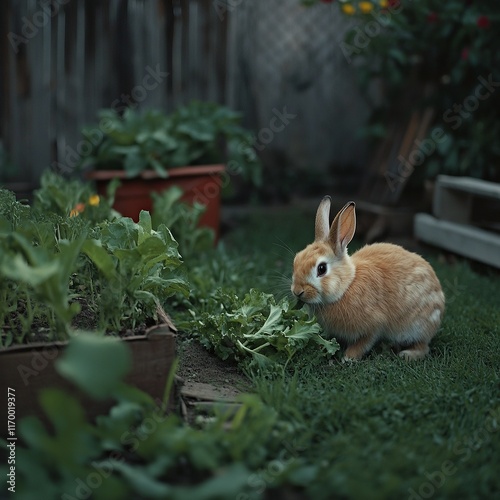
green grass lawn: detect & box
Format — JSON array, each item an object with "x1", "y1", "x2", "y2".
[
  {"x1": 186, "y1": 207, "x2": 500, "y2": 499},
  {"x1": 6, "y1": 199, "x2": 499, "y2": 499}
]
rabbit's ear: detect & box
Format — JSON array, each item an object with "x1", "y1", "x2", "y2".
[
  {"x1": 315, "y1": 196, "x2": 332, "y2": 241},
  {"x1": 329, "y1": 201, "x2": 356, "y2": 254}
]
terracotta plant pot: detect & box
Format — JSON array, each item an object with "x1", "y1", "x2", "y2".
[
  {"x1": 0, "y1": 326, "x2": 176, "y2": 426},
  {"x1": 87, "y1": 164, "x2": 226, "y2": 238}
]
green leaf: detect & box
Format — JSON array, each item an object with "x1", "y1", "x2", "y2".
[
  {"x1": 152, "y1": 186, "x2": 183, "y2": 211},
  {"x1": 124, "y1": 150, "x2": 148, "y2": 177},
  {"x1": 289, "y1": 463, "x2": 320, "y2": 486},
  {"x1": 39, "y1": 388, "x2": 87, "y2": 433},
  {"x1": 136, "y1": 210, "x2": 152, "y2": 244},
  {"x1": 38, "y1": 388, "x2": 100, "y2": 462},
  {"x1": 82, "y1": 238, "x2": 117, "y2": 280},
  {"x1": 101, "y1": 218, "x2": 139, "y2": 251},
  {"x1": 181, "y1": 463, "x2": 252, "y2": 500},
  {"x1": 54, "y1": 237, "x2": 87, "y2": 287},
  {"x1": 177, "y1": 121, "x2": 215, "y2": 142},
  {"x1": 133, "y1": 289, "x2": 156, "y2": 303},
  {"x1": 56, "y1": 333, "x2": 132, "y2": 399},
  {"x1": 156, "y1": 223, "x2": 180, "y2": 252},
  {"x1": 109, "y1": 145, "x2": 141, "y2": 156},
  {"x1": 237, "y1": 340, "x2": 275, "y2": 368},
  {"x1": 311, "y1": 333, "x2": 339, "y2": 355},
  {"x1": 147, "y1": 277, "x2": 190, "y2": 297},
  {"x1": 151, "y1": 129, "x2": 177, "y2": 149},
  {"x1": 137, "y1": 238, "x2": 172, "y2": 268},
  {"x1": 253, "y1": 304, "x2": 284, "y2": 337},
  {"x1": 148, "y1": 157, "x2": 168, "y2": 177},
  {"x1": 18, "y1": 416, "x2": 52, "y2": 452},
  {"x1": 108, "y1": 460, "x2": 172, "y2": 498},
  {"x1": 95, "y1": 400, "x2": 145, "y2": 450},
  {"x1": 0, "y1": 254, "x2": 59, "y2": 286}
]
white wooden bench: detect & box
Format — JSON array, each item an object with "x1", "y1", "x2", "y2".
[{"x1": 414, "y1": 175, "x2": 500, "y2": 268}]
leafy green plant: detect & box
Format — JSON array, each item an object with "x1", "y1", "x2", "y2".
[
  {"x1": 0, "y1": 233, "x2": 84, "y2": 341},
  {"x1": 151, "y1": 187, "x2": 214, "y2": 257},
  {"x1": 0, "y1": 188, "x2": 89, "y2": 345},
  {"x1": 0, "y1": 188, "x2": 30, "y2": 230},
  {"x1": 86, "y1": 211, "x2": 189, "y2": 332},
  {"x1": 80, "y1": 101, "x2": 262, "y2": 186},
  {"x1": 305, "y1": 0, "x2": 500, "y2": 180},
  {"x1": 180, "y1": 288, "x2": 339, "y2": 369},
  {"x1": 0, "y1": 174, "x2": 190, "y2": 346},
  {"x1": 34, "y1": 170, "x2": 117, "y2": 224}
]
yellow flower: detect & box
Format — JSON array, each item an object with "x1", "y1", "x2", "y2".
[
  {"x1": 70, "y1": 202, "x2": 85, "y2": 217},
  {"x1": 341, "y1": 3, "x2": 356, "y2": 15},
  {"x1": 379, "y1": 0, "x2": 389, "y2": 7},
  {"x1": 359, "y1": 1, "x2": 374, "y2": 14},
  {"x1": 88, "y1": 194, "x2": 100, "y2": 206}
]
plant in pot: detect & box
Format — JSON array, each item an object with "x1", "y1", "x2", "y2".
[{"x1": 80, "y1": 100, "x2": 262, "y2": 235}]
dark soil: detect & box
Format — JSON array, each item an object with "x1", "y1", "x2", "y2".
[
  {"x1": 3, "y1": 298, "x2": 154, "y2": 346},
  {"x1": 176, "y1": 334, "x2": 251, "y2": 392},
  {"x1": 174, "y1": 335, "x2": 252, "y2": 425}
]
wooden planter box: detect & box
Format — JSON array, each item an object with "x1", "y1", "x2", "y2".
[
  {"x1": 87, "y1": 164, "x2": 225, "y2": 239},
  {"x1": 0, "y1": 326, "x2": 176, "y2": 428}
]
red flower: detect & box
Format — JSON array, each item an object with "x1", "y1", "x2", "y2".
[
  {"x1": 477, "y1": 15, "x2": 491, "y2": 29},
  {"x1": 461, "y1": 47, "x2": 469, "y2": 61},
  {"x1": 427, "y1": 11, "x2": 438, "y2": 23},
  {"x1": 382, "y1": 0, "x2": 400, "y2": 12}
]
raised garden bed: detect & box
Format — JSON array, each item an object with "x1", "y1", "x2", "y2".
[{"x1": 0, "y1": 326, "x2": 176, "y2": 427}]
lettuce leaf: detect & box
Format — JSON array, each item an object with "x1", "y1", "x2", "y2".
[{"x1": 182, "y1": 289, "x2": 339, "y2": 368}]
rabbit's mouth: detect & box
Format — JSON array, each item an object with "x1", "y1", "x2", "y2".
[{"x1": 291, "y1": 284, "x2": 321, "y2": 304}]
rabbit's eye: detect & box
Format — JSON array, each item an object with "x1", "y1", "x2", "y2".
[{"x1": 317, "y1": 262, "x2": 327, "y2": 277}]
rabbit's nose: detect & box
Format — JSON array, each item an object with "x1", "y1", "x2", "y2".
[{"x1": 293, "y1": 289, "x2": 304, "y2": 298}]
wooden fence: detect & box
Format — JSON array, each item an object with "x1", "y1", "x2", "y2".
[
  {"x1": 0, "y1": 0, "x2": 230, "y2": 193},
  {"x1": 0, "y1": 0, "x2": 370, "y2": 195}
]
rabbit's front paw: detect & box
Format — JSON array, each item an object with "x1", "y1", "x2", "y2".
[{"x1": 341, "y1": 355, "x2": 358, "y2": 364}]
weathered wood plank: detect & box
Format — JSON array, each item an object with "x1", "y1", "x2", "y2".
[{"x1": 414, "y1": 213, "x2": 500, "y2": 269}]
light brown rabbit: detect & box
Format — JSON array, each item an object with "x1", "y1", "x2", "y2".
[{"x1": 291, "y1": 196, "x2": 445, "y2": 361}]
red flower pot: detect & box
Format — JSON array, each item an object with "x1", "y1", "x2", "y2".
[{"x1": 87, "y1": 164, "x2": 225, "y2": 239}]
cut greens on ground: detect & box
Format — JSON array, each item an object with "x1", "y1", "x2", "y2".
[{"x1": 178, "y1": 288, "x2": 338, "y2": 369}]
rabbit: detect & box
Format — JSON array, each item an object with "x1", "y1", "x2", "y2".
[{"x1": 291, "y1": 196, "x2": 445, "y2": 361}]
